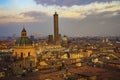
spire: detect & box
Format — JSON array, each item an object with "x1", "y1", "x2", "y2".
[
  {"x1": 22, "y1": 27, "x2": 26, "y2": 32},
  {"x1": 21, "y1": 27, "x2": 27, "y2": 37}
]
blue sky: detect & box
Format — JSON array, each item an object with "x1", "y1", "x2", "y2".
[
  {"x1": 0, "y1": 0, "x2": 120, "y2": 37},
  {"x1": 0, "y1": 0, "x2": 11, "y2": 8},
  {"x1": 0, "y1": 0, "x2": 10, "y2": 5}
]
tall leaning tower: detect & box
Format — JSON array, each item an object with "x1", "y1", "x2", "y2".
[{"x1": 54, "y1": 12, "x2": 60, "y2": 45}]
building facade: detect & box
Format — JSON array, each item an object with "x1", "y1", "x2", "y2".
[
  {"x1": 12, "y1": 28, "x2": 37, "y2": 74},
  {"x1": 48, "y1": 35, "x2": 53, "y2": 45}
]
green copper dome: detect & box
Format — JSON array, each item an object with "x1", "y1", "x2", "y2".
[
  {"x1": 16, "y1": 37, "x2": 32, "y2": 46},
  {"x1": 15, "y1": 27, "x2": 33, "y2": 46},
  {"x1": 62, "y1": 35, "x2": 68, "y2": 41}
]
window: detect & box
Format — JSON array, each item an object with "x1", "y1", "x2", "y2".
[
  {"x1": 21, "y1": 52, "x2": 23, "y2": 58},
  {"x1": 15, "y1": 52, "x2": 17, "y2": 57},
  {"x1": 19, "y1": 64, "x2": 21, "y2": 68},
  {"x1": 30, "y1": 62, "x2": 32, "y2": 67},
  {"x1": 28, "y1": 52, "x2": 30, "y2": 56}
]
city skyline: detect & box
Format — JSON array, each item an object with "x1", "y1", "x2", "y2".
[{"x1": 0, "y1": 0, "x2": 120, "y2": 37}]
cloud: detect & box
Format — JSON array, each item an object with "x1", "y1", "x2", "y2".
[
  {"x1": 0, "y1": 0, "x2": 120, "y2": 24},
  {"x1": 30, "y1": 1, "x2": 120, "y2": 19},
  {"x1": 0, "y1": 14, "x2": 37, "y2": 24},
  {"x1": 34, "y1": 0, "x2": 119, "y2": 6},
  {"x1": 59, "y1": 11, "x2": 120, "y2": 36},
  {"x1": 50, "y1": 1, "x2": 120, "y2": 19},
  {"x1": 102, "y1": 11, "x2": 120, "y2": 18},
  {"x1": 32, "y1": 0, "x2": 120, "y2": 19},
  {"x1": 34, "y1": 0, "x2": 81, "y2": 6},
  {"x1": 0, "y1": 15, "x2": 15, "y2": 19},
  {"x1": 20, "y1": 11, "x2": 50, "y2": 22},
  {"x1": 20, "y1": 11, "x2": 49, "y2": 20}
]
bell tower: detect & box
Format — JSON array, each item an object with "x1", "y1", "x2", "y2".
[
  {"x1": 21, "y1": 27, "x2": 27, "y2": 37},
  {"x1": 54, "y1": 12, "x2": 60, "y2": 45}
]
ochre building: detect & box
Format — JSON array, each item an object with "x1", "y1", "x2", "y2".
[{"x1": 12, "y1": 28, "x2": 37, "y2": 74}]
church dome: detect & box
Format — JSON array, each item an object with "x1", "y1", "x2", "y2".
[
  {"x1": 16, "y1": 37, "x2": 32, "y2": 46},
  {"x1": 62, "y1": 35, "x2": 68, "y2": 42},
  {"x1": 15, "y1": 27, "x2": 32, "y2": 46}
]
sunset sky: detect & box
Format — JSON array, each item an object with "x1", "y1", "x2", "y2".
[{"x1": 0, "y1": 0, "x2": 120, "y2": 37}]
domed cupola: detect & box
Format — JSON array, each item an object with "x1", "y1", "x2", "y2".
[
  {"x1": 21, "y1": 27, "x2": 27, "y2": 38},
  {"x1": 15, "y1": 27, "x2": 32, "y2": 46}
]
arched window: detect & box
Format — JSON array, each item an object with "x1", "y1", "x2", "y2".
[
  {"x1": 19, "y1": 64, "x2": 21, "y2": 68},
  {"x1": 28, "y1": 52, "x2": 30, "y2": 56},
  {"x1": 15, "y1": 52, "x2": 17, "y2": 57},
  {"x1": 21, "y1": 52, "x2": 23, "y2": 58}
]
